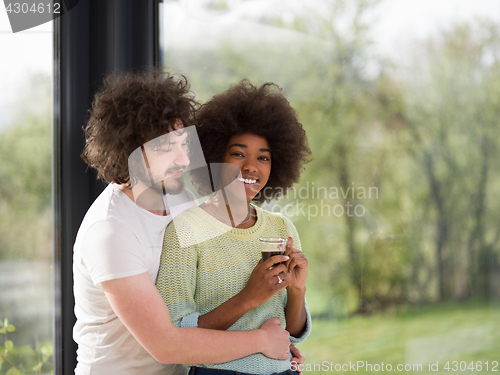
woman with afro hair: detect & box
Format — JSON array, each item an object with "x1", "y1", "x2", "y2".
[{"x1": 156, "y1": 80, "x2": 313, "y2": 375}]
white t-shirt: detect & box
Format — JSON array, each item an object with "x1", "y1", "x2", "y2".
[{"x1": 73, "y1": 184, "x2": 197, "y2": 375}]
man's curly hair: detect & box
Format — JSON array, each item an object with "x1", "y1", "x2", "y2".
[
  {"x1": 82, "y1": 69, "x2": 198, "y2": 185},
  {"x1": 191, "y1": 79, "x2": 312, "y2": 204}
]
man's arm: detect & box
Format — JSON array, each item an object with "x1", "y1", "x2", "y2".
[{"x1": 101, "y1": 272, "x2": 290, "y2": 364}]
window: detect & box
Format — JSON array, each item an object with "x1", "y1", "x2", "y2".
[
  {"x1": 163, "y1": 0, "x2": 500, "y2": 371},
  {"x1": 0, "y1": 10, "x2": 53, "y2": 375}
]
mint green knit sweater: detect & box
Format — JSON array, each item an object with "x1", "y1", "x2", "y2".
[{"x1": 156, "y1": 204, "x2": 311, "y2": 375}]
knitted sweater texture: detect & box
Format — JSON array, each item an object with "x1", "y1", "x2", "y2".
[{"x1": 156, "y1": 204, "x2": 311, "y2": 375}]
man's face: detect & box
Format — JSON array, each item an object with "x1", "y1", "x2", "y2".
[{"x1": 142, "y1": 126, "x2": 190, "y2": 195}]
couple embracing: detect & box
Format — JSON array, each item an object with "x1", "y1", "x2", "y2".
[{"x1": 73, "y1": 69, "x2": 313, "y2": 375}]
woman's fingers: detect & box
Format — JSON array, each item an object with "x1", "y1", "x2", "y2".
[
  {"x1": 284, "y1": 237, "x2": 294, "y2": 257},
  {"x1": 269, "y1": 263, "x2": 288, "y2": 276},
  {"x1": 273, "y1": 275, "x2": 289, "y2": 291},
  {"x1": 286, "y1": 252, "x2": 308, "y2": 271},
  {"x1": 262, "y1": 254, "x2": 289, "y2": 269}
]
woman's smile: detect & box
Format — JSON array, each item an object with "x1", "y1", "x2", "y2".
[{"x1": 222, "y1": 133, "x2": 272, "y2": 203}]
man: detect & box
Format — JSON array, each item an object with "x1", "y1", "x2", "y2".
[{"x1": 73, "y1": 70, "x2": 297, "y2": 375}]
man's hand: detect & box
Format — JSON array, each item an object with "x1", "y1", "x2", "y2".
[
  {"x1": 259, "y1": 317, "x2": 291, "y2": 360},
  {"x1": 239, "y1": 255, "x2": 289, "y2": 310},
  {"x1": 290, "y1": 344, "x2": 305, "y2": 375},
  {"x1": 283, "y1": 237, "x2": 308, "y2": 291}
]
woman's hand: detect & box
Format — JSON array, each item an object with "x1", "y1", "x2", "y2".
[
  {"x1": 196, "y1": 254, "x2": 289, "y2": 330},
  {"x1": 290, "y1": 344, "x2": 305, "y2": 375},
  {"x1": 283, "y1": 237, "x2": 308, "y2": 291},
  {"x1": 239, "y1": 255, "x2": 289, "y2": 310}
]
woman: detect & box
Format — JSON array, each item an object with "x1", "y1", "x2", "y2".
[{"x1": 156, "y1": 80, "x2": 313, "y2": 375}]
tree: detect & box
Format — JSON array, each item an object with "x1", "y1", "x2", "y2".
[
  {"x1": 402, "y1": 20, "x2": 500, "y2": 300},
  {"x1": 0, "y1": 73, "x2": 52, "y2": 260}
]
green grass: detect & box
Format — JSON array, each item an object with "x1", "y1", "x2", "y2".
[{"x1": 297, "y1": 300, "x2": 500, "y2": 374}]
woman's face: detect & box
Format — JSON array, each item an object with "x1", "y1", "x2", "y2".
[{"x1": 221, "y1": 133, "x2": 272, "y2": 203}]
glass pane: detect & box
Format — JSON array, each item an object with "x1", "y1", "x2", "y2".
[
  {"x1": 163, "y1": 0, "x2": 500, "y2": 373},
  {"x1": 0, "y1": 12, "x2": 53, "y2": 375}
]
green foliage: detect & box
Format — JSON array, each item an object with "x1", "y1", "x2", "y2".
[
  {"x1": 0, "y1": 74, "x2": 52, "y2": 370},
  {"x1": 0, "y1": 74, "x2": 52, "y2": 261},
  {"x1": 402, "y1": 20, "x2": 500, "y2": 300},
  {"x1": 165, "y1": 0, "x2": 500, "y2": 311},
  {"x1": 0, "y1": 319, "x2": 53, "y2": 375},
  {"x1": 6, "y1": 368, "x2": 20, "y2": 375}
]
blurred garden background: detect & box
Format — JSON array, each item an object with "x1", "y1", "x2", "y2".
[
  {"x1": 1, "y1": 0, "x2": 500, "y2": 373},
  {"x1": 162, "y1": 0, "x2": 500, "y2": 373}
]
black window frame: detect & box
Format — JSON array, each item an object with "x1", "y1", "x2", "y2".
[{"x1": 53, "y1": 1, "x2": 163, "y2": 373}]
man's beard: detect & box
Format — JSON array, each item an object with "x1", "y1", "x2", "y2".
[
  {"x1": 135, "y1": 163, "x2": 186, "y2": 196},
  {"x1": 149, "y1": 176, "x2": 185, "y2": 195}
]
